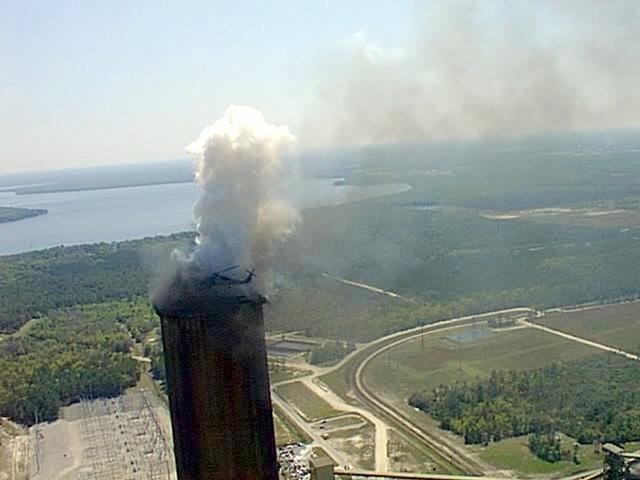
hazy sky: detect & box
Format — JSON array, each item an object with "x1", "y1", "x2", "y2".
[
  {"x1": 1, "y1": 1, "x2": 410, "y2": 174},
  {"x1": 3, "y1": 1, "x2": 639, "y2": 175}
]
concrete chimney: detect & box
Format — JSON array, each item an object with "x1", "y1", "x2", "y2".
[{"x1": 154, "y1": 284, "x2": 277, "y2": 480}]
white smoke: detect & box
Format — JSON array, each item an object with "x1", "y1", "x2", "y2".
[{"x1": 183, "y1": 105, "x2": 299, "y2": 290}]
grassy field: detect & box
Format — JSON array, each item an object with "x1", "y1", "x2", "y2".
[
  {"x1": 273, "y1": 404, "x2": 310, "y2": 446},
  {"x1": 276, "y1": 382, "x2": 342, "y2": 422},
  {"x1": 268, "y1": 364, "x2": 312, "y2": 384},
  {"x1": 538, "y1": 302, "x2": 640, "y2": 353},
  {"x1": 319, "y1": 364, "x2": 360, "y2": 407},
  {"x1": 358, "y1": 313, "x2": 640, "y2": 476},
  {"x1": 364, "y1": 324, "x2": 596, "y2": 401},
  {"x1": 480, "y1": 438, "x2": 640, "y2": 477},
  {"x1": 359, "y1": 323, "x2": 617, "y2": 475},
  {"x1": 478, "y1": 434, "x2": 602, "y2": 476}
]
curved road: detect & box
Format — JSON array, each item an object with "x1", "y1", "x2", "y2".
[
  {"x1": 272, "y1": 361, "x2": 391, "y2": 470},
  {"x1": 273, "y1": 307, "x2": 534, "y2": 475},
  {"x1": 273, "y1": 304, "x2": 620, "y2": 478},
  {"x1": 349, "y1": 308, "x2": 535, "y2": 474},
  {"x1": 303, "y1": 377, "x2": 390, "y2": 471}
]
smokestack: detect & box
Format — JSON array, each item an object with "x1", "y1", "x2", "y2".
[
  {"x1": 154, "y1": 281, "x2": 277, "y2": 480},
  {"x1": 149, "y1": 105, "x2": 296, "y2": 479}
]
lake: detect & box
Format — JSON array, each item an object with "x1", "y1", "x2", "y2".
[{"x1": 0, "y1": 179, "x2": 410, "y2": 256}]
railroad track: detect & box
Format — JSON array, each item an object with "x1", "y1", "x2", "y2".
[{"x1": 347, "y1": 308, "x2": 535, "y2": 475}]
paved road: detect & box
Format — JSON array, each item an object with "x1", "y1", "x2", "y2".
[
  {"x1": 522, "y1": 320, "x2": 640, "y2": 361},
  {"x1": 273, "y1": 304, "x2": 635, "y2": 477},
  {"x1": 272, "y1": 306, "x2": 534, "y2": 474},
  {"x1": 350, "y1": 308, "x2": 535, "y2": 474}
]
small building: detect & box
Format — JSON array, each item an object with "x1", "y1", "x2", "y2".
[{"x1": 310, "y1": 455, "x2": 335, "y2": 480}]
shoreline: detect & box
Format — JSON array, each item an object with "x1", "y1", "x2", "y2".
[{"x1": 10, "y1": 178, "x2": 193, "y2": 196}]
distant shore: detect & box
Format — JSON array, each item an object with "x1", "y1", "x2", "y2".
[
  {"x1": 10, "y1": 179, "x2": 192, "y2": 196},
  {"x1": 0, "y1": 207, "x2": 48, "y2": 224}
]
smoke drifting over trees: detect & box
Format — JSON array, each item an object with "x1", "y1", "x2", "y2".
[{"x1": 304, "y1": 0, "x2": 640, "y2": 146}]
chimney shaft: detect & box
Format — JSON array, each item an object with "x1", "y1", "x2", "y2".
[{"x1": 157, "y1": 293, "x2": 277, "y2": 480}]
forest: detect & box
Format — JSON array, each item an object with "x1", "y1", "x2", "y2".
[
  {"x1": 3, "y1": 202, "x2": 640, "y2": 342},
  {"x1": 0, "y1": 299, "x2": 157, "y2": 424},
  {"x1": 2, "y1": 135, "x2": 640, "y2": 429},
  {"x1": 409, "y1": 353, "x2": 640, "y2": 447},
  {"x1": 0, "y1": 233, "x2": 190, "y2": 333},
  {"x1": 3, "y1": 137, "x2": 640, "y2": 341},
  {"x1": 4, "y1": 147, "x2": 640, "y2": 341}
]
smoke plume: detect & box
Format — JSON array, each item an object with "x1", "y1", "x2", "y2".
[
  {"x1": 303, "y1": 0, "x2": 640, "y2": 147},
  {"x1": 173, "y1": 105, "x2": 298, "y2": 292}
]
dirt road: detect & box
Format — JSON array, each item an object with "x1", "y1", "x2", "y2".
[{"x1": 302, "y1": 378, "x2": 389, "y2": 471}]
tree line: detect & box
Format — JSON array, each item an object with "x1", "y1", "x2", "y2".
[
  {"x1": 409, "y1": 353, "x2": 640, "y2": 447},
  {"x1": 0, "y1": 299, "x2": 158, "y2": 424},
  {"x1": 4, "y1": 200, "x2": 640, "y2": 343},
  {"x1": 0, "y1": 234, "x2": 190, "y2": 333}
]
